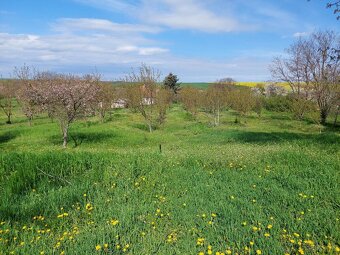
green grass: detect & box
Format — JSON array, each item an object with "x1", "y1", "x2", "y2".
[{"x1": 0, "y1": 104, "x2": 339, "y2": 254}]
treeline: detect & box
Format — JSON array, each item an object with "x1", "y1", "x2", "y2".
[
  {"x1": 0, "y1": 31, "x2": 339, "y2": 147},
  {"x1": 0, "y1": 64, "x2": 338, "y2": 149}
]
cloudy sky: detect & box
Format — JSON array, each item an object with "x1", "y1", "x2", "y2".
[{"x1": 0, "y1": 0, "x2": 339, "y2": 81}]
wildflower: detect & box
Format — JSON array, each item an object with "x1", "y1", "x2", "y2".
[
  {"x1": 298, "y1": 247, "x2": 304, "y2": 254},
  {"x1": 104, "y1": 243, "x2": 108, "y2": 248},
  {"x1": 167, "y1": 232, "x2": 177, "y2": 243},
  {"x1": 57, "y1": 213, "x2": 68, "y2": 218},
  {"x1": 83, "y1": 193, "x2": 87, "y2": 197},
  {"x1": 242, "y1": 221, "x2": 247, "y2": 226},
  {"x1": 197, "y1": 237, "x2": 205, "y2": 246},
  {"x1": 256, "y1": 250, "x2": 262, "y2": 254},
  {"x1": 304, "y1": 240, "x2": 315, "y2": 247},
  {"x1": 211, "y1": 213, "x2": 217, "y2": 218},
  {"x1": 267, "y1": 224, "x2": 272, "y2": 229},
  {"x1": 198, "y1": 252, "x2": 205, "y2": 255},
  {"x1": 110, "y1": 219, "x2": 119, "y2": 226},
  {"x1": 95, "y1": 244, "x2": 101, "y2": 251},
  {"x1": 264, "y1": 233, "x2": 270, "y2": 237},
  {"x1": 252, "y1": 226, "x2": 258, "y2": 231},
  {"x1": 250, "y1": 241, "x2": 254, "y2": 246},
  {"x1": 226, "y1": 250, "x2": 232, "y2": 255},
  {"x1": 85, "y1": 203, "x2": 93, "y2": 211}
]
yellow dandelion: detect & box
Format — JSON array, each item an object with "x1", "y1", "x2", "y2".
[
  {"x1": 256, "y1": 250, "x2": 262, "y2": 255},
  {"x1": 298, "y1": 247, "x2": 304, "y2": 254},
  {"x1": 110, "y1": 219, "x2": 119, "y2": 226},
  {"x1": 95, "y1": 245, "x2": 101, "y2": 251}
]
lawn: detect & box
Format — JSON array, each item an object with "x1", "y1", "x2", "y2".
[{"x1": 0, "y1": 104, "x2": 339, "y2": 254}]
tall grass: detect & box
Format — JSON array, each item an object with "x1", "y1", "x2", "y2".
[{"x1": 0, "y1": 105, "x2": 339, "y2": 254}]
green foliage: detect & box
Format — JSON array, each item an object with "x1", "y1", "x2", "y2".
[
  {"x1": 163, "y1": 73, "x2": 181, "y2": 95},
  {"x1": 264, "y1": 96, "x2": 292, "y2": 112}
]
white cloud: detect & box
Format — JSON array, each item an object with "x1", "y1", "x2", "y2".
[
  {"x1": 139, "y1": 0, "x2": 248, "y2": 32},
  {"x1": 74, "y1": 0, "x2": 253, "y2": 33},
  {"x1": 52, "y1": 18, "x2": 161, "y2": 34},
  {"x1": 293, "y1": 32, "x2": 309, "y2": 37},
  {"x1": 0, "y1": 17, "x2": 169, "y2": 76},
  {"x1": 0, "y1": 29, "x2": 272, "y2": 81}
]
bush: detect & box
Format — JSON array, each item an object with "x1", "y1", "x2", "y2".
[{"x1": 264, "y1": 96, "x2": 291, "y2": 112}]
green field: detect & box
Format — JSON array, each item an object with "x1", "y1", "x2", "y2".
[{"x1": 0, "y1": 104, "x2": 339, "y2": 254}]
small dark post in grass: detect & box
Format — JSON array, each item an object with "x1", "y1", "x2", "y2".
[{"x1": 159, "y1": 144, "x2": 162, "y2": 153}]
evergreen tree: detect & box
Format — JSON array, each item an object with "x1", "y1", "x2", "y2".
[{"x1": 163, "y1": 73, "x2": 181, "y2": 95}]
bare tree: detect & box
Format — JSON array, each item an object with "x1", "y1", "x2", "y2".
[
  {"x1": 307, "y1": 1, "x2": 340, "y2": 20},
  {"x1": 327, "y1": 1, "x2": 340, "y2": 19},
  {"x1": 96, "y1": 82, "x2": 116, "y2": 122},
  {"x1": 26, "y1": 72, "x2": 100, "y2": 147},
  {"x1": 155, "y1": 87, "x2": 172, "y2": 125},
  {"x1": 124, "y1": 64, "x2": 171, "y2": 132},
  {"x1": 179, "y1": 86, "x2": 202, "y2": 118},
  {"x1": 270, "y1": 30, "x2": 340, "y2": 125},
  {"x1": 217, "y1": 77, "x2": 236, "y2": 86},
  {"x1": 0, "y1": 80, "x2": 18, "y2": 124},
  {"x1": 202, "y1": 83, "x2": 229, "y2": 126},
  {"x1": 229, "y1": 88, "x2": 256, "y2": 123},
  {"x1": 15, "y1": 65, "x2": 42, "y2": 125}
]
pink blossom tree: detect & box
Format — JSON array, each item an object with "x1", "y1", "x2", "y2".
[{"x1": 17, "y1": 68, "x2": 101, "y2": 147}]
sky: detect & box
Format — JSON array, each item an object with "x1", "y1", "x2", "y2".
[{"x1": 0, "y1": 0, "x2": 339, "y2": 82}]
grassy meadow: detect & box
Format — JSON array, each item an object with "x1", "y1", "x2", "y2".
[{"x1": 0, "y1": 102, "x2": 339, "y2": 254}]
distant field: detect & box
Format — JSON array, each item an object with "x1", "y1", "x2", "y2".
[
  {"x1": 0, "y1": 102, "x2": 339, "y2": 254},
  {"x1": 182, "y1": 82, "x2": 290, "y2": 90}
]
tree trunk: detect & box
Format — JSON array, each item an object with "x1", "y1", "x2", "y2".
[
  {"x1": 100, "y1": 110, "x2": 105, "y2": 123},
  {"x1": 334, "y1": 106, "x2": 339, "y2": 127},
  {"x1": 6, "y1": 114, "x2": 11, "y2": 124},
  {"x1": 148, "y1": 122, "x2": 152, "y2": 133},
  {"x1": 62, "y1": 124, "x2": 69, "y2": 148},
  {"x1": 320, "y1": 108, "x2": 328, "y2": 125}
]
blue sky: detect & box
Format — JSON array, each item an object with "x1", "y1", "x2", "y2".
[{"x1": 0, "y1": 0, "x2": 339, "y2": 81}]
